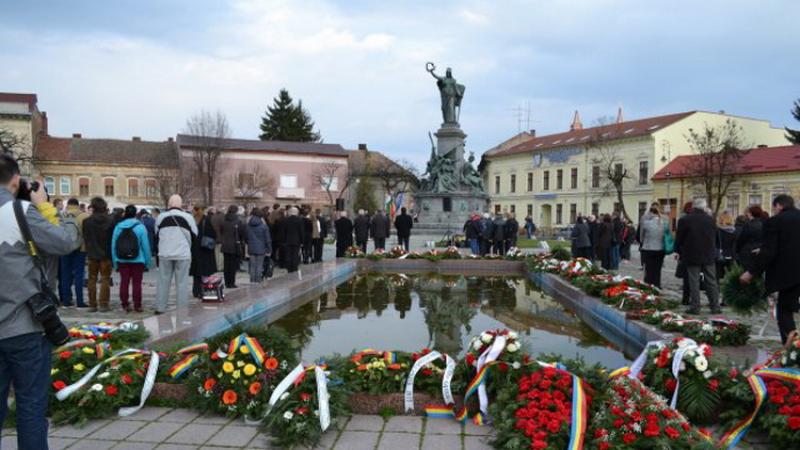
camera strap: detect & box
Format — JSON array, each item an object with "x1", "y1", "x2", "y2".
[{"x1": 12, "y1": 200, "x2": 51, "y2": 288}]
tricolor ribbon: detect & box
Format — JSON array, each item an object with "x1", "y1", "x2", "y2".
[
  {"x1": 166, "y1": 342, "x2": 209, "y2": 379},
  {"x1": 225, "y1": 334, "x2": 266, "y2": 367},
  {"x1": 568, "y1": 373, "x2": 588, "y2": 450},
  {"x1": 718, "y1": 367, "x2": 800, "y2": 449}
]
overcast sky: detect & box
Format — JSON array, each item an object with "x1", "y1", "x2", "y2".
[{"x1": 2, "y1": 0, "x2": 798, "y2": 169}]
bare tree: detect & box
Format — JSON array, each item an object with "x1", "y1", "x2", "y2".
[
  {"x1": 0, "y1": 128, "x2": 31, "y2": 164},
  {"x1": 231, "y1": 163, "x2": 276, "y2": 210},
  {"x1": 585, "y1": 118, "x2": 632, "y2": 221},
  {"x1": 151, "y1": 146, "x2": 194, "y2": 207},
  {"x1": 370, "y1": 157, "x2": 419, "y2": 205},
  {"x1": 311, "y1": 160, "x2": 348, "y2": 210},
  {"x1": 183, "y1": 110, "x2": 231, "y2": 206},
  {"x1": 684, "y1": 119, "x2": 750, "y2": 217}
]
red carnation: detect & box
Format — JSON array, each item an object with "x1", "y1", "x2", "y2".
[
  {"x1": 665, "y1": 426, "x2": 681, "y2": 439},
  {"x1": 121, "y1": 374, "x2": 133, "y2": 384},
  {"x1": 422, "y1": 368, "x2": 433, "y2": 376},
  {"x1": 466, "y1": 353, "x2": 476, "y2": 366},
  {"x1": 622, "y1": 433, "x2": 637, "y2": 444},
  {"x1": 665, "y1": 378, "x2": 677, "y2": 392},
  {"x1": 105, "y1": 385, "x2": 118, "y2": 396},
  {"x1": 300, "y1": 392, "x2": 312, "y2": 402},
  {"x1": 531, "y1": 440, "x2": 548, "y2": 450},
  {"x1": 498, "y1": 362, "x2": 509, "y2": 372},
  {"x1": 52, "y1": 380, "x2": 67, "y2": 391},
  {"x1": 59, "y1": 351, "x2": 73, "y2": 360},
  {"x1": 644, "y1": 423, "x2": 660, "y2": 437},
  {"x1": 709, "y1": 379, "x2": 719, "y2": 391},
  {"x1": 598, "y1": 442, "x2": 610, "y2": 450},
  {"x1": 789, "y1": 416, "x2": 800, "y2": 430}
]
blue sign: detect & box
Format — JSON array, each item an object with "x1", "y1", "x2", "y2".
[{"x1": 543, "y1": 147, "x2": 582, "y2": 164}]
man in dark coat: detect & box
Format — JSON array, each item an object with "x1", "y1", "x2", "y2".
[
  {"x1": 301, "y1": 209, "x2": 313, "y2": 264},
  {"x1": 492, "y1": 213, "x2": 506, "y2": 255},
  {"x1": 312, "y1": 209, "x2": 327, "y2": 262},
  {"x1": 675, "y1": 199, "x2": 720, "y2": 314},
  {"x1": 478, "y1": 213, "x2": 493, "y2": 256},
  {"x1": 742, "y1": 195, "x2": 800, "y2": 343},
  {"x1": 191, "y1": 210, "x2": 218, "y2": 297},
  {"x1": 394, "y1": 207, "x2": 413, "y2": 251},
  {"x1": 504, "y1": 212, "x2": 519, "y2": 251},
  {"x1": 283, "y1": 207, "x2": 305, "y2": 272},
  {"x1": 370, "y1": 210, "x2": 390, "y2": 251},
  {"x1": 353, "y1": 209, "x2": 370, "y2": 253},
  {"x1": 83, "y1": 196, "x2": 114, "y2": 311},
  {"x1": 334, "y1": 211, "x2": 353, "y2": 257}
]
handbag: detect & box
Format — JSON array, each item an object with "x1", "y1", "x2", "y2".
[
  {"x1": 199, "y1": 218, "x2": 216, "y2": 250},
  {"x1": 662, "y1": 222, "x2": 675, "y2": 255}
]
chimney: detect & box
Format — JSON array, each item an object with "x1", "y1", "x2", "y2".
[
  {"x1": 167, "y1": 137, "x2": 174, "y2": 143},
  {"x1": 616, "y1": 106, "x2": 624, "y2": 124},
  {"x1": 358, "y1": 143, "x2": 368, "y2": 151},
  {"x1": 41, "y1": 111, "x2": 48, "y2": 135},
  {"x1": 72, "y1": 133, "x2": 82, "y2": 139},
  {"x1": 132, "y1": 136, "x2": 141, "y2": 142},
  {"x1": 529, "y1": 129, "x2": 536, "y2": 137},
  {"x1": 757, "y1": 144, "x2": 768, "y2": 148},
  {"x1": 570, "y1": 110, "x2": 583, "y2": 131}
]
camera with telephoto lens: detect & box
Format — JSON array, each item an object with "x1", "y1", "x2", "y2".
[
  {"x1": 27, "y1": 289, "x2": 69, "y2": 346},
  {"x1": 17, "y1": 179, "x2": 43, "y2": 202}
]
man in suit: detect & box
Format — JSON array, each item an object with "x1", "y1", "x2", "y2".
[
  {"x1": 394, "y1": 207, "x2": 413, "y2": 251},
  {"x1": 334, "y1": 211, "x2": 353, "y2": 257},
  {"x1": 370, "y1": 210, "x2": 390, "y2": 251},
  {"x1": 741, "y1": 194, "x2": 800, "y2": 343},
  {"x1": 353, "y1": 209, "x2": 370, "y2": 253},
  {"x1": 311, "y1": 209, "x2": 327, "y2": 263},
  {"x1": 282, "y1": 207, "x2": 305, "y2": 273},
  {"x1": 675, "y1": 198, "x2": 720, "y2": 315}
]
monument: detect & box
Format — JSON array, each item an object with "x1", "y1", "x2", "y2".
[{"x1": 415, "y1": 62, "x2": 489, "y2": 233}]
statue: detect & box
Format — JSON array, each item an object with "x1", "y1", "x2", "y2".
[
  {"x1": 461, "y1": 152, "x2": 485, "y2": 192},
  {"x1": 426, "y1": 62, "x2": 465, "y2": 125}
]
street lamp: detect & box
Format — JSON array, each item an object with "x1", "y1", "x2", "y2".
[{"x1": 664, "y1": 171, "x2": 672, "y2": 214}]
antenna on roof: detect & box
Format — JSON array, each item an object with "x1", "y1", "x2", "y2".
[
  {"x1": 616, "y1": 105, "x2": 624, "y2": 124},
  {"x1": 512, "y1": 102, "x2": 537, "y2": 133}
]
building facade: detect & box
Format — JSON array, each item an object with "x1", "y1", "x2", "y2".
[
  {"x1": 0, "y1": 92, "x2": 48, "y2": 177},
  {"x1": 652, "y1": 145, "x2": 800, "y2": 219},
  {"x1": 481, "y1": 110, "x2": 789, "y2": 232}
]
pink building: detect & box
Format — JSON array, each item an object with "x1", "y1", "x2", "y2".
[{"x1": 177, "y1": 134, "x2": 349, "y2": 211}]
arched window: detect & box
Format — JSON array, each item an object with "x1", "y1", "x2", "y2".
[
  {"x1": 104, "y1": 178, "x2": 115, "y2": 197},
  {"x1": 128, "y1": 178, "x2": 139, "y2": 197}
]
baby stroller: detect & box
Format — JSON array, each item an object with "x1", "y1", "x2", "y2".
[{"x1": 201, "y1": 275, "x2": 225, "y2": 302}]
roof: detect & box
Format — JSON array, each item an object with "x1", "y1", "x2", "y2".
[
  {"x1": 652, "y1": 145, "x2": 800, "y2": 180},
  {"x1": 177, "y1": 134, "x2": 347, "y2": 157},
  {"x1": 35, "y1": 135, "x2": 178, "y2": 166},
  {"x1": 346, "y1": 149, "x2": 419, "y2": 183},
  {"x1": 0, "y1": 93, "x2": 39, "y2": 116},
  {"x1": 0, "y1": 93, "x2": 38, "y2": 108},
  {"x1": 485, "y1": 111, "x2": 695, "y2": 158}
]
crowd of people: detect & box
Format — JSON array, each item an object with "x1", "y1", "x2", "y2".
[{"x1": 462, "y1": 211, "x2": 520, "y2": 256}]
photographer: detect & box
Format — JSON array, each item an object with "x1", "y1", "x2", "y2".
[{"x1": 0, "y1": 154, "x2": 80, "y2": 449}]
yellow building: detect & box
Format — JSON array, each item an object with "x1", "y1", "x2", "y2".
[
  {"x1": 481, "y1": 110, "x2": 789, "y2": 233},
  {"x1": 0, "y1": 93, "x2": 47, "y2": 177},
  {"x1": 652, "y1": 144, "x2": 800, "y2": 219}
]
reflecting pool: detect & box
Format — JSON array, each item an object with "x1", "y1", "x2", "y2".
[{"x1": 266, "y1": 273, "x2": 629, "y2": 368}]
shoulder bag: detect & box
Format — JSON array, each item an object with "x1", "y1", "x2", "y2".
[{"x1": 662, "y1": 220, "x2": 675, "y2": 255}]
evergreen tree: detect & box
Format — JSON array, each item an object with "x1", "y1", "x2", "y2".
[
  {"x1": 259, "y1": 89, "x2": 320, "y2": 142},
  {"x1": 786, "y1": 98, "x2": 800, "y2": 145},
  {"x1": 353, "y1": 177, "x2": 378, "y2": 213}
]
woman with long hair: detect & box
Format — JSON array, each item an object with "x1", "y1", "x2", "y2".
[
  {"x1": 190, "y1": 207, "x2": 218, "y2": 298},
  {"x1": 734, "y1": 204, "x2": 768, "y2": 272}
]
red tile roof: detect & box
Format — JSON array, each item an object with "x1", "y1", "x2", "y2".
[
  {"x1": 485, "y1": 111, "x2": 695, "y2": 158},
  {"x1": 0, "y1": 93, "x2": 38, "y2": 110},
  {"x1": 177, "y1": 134, "x2": 348, "y2": 157},
  {"x1": 652, "y1": 145, "x2": 800, "y2": 180},
  {"x1": 36, "y1": 134, "x2": 177, "y2": 165}
]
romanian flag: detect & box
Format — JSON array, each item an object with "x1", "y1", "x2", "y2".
[
  {"x1": 168, "y1": 354, "x2": 200, "y2": 379},
  {"x1": 177, "y1": 343, "x2": 209, "y2": 355},
  {"x1": 424, "y1": 404, "x2": 455, "y2": 419},
  {"x1": 567, "y1": 375, "x2": 588, "y2": 450}
]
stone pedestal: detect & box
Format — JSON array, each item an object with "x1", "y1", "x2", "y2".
[
  {"x1": 414, "y1": 191, "x2": 489, "y2": 234},
  {"x1": 435, "y1": 124, "x2": 466, "y2": 172}
]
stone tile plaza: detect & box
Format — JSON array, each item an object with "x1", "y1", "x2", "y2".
[{"x1": 3, "y1": 2, "x2": 800, "y2": 450}]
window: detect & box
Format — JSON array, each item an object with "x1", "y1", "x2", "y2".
[
  {"x1": 614, "y1": 163, "x2": 624, "y2": 177},
  {"x1": 569, "y1": 204, "x2": 577, "y2": 223},
  {"x1": 727, "y1": 195, "x2": 740, "y2": 217},
  {"x1": 60, "y1": 176, "x2": 71, "y2": 195},
  {"x1": 44, "y1": 176, "x2": 55, "y2": 194},
  {"x1": 280, "y1": 174, "x2": 298, "y2": 188},
  {"x1": 591, "y1": 166, "x2": 600, "y2": 188},
  {"x1": 638, "y1": 201, "x2": 647, "y2": 219},
  {"x1": 104, "y1": 178, "x2": 115, "y2": 197},
  {"x1": 127, "y1": 178, "x2": 139, "y2": 197},
  {"x1": 510, "y1": 205, "x2": 515, "y2": 214},
  {"x1": 748, "y1": 194, "x2": 762, "y2": 206},
  {"x1": 442, "y1": 197, "x2": 452, "y2": 212},
  {"x1": 145, "y1": 179, "x2": 158, "y2": 198},
  {"x1": 556, "y1": 169, "x2": 563, "y2": 190},
  {"x1": 510, "y1": 174, "x2": 516, "y2": 193},
  {"x1": 613, "y1": 202, "x2": 621, "y2": 213},
  {"x1": 591, "y1": 202, "x2": 599, "y2": 217},
  {"x1": 79, "y1": 178, "x2": 90, "y2": 197},
  {"x1": 494, "y1": 176, "x2": 500, "y2": 194},
  {"x1": 527, "y1": 204, "x2": 533, "y2": 218},
  {"x1": 556, "y1": 204, "x2": 563, "y2": 224},
  {"x1": 527, "y1": 173, "x2": 533, "y2": 191},
  {"x1": 543, "y1": 171, "x2": 550, "y2": 190},
  {"x1": 238, "y1": 173, "x2": 255, "y2": 189},
  {"x1": 494, "y1": 204, "x2": 501, "y2": 214},
  {"x1": 639, "y1": 161, "x2": 649, "y2": 185},
  {"x1": 321, "y1": 175, "x2": 338, "y2": 191},
  {"x1": 570, "y1": 168, "x2": 578, "y2": 189}
]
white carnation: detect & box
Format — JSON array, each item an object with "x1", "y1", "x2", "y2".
[
  {"x1": 280, "y1": 392, "x2": 290, "y2": 401},
  {"x1": 472, "y1": 341, "x2": 483, "y2": 351},
  {"x1": 694, "y1": 356, "x2": 708, "y2": 372},
  {"x1": 506, "y1": 342, "x2": 520, "y2": 353},
  {"x1": 283, "y1": 411, "x2": 294, "y2": 420},
  {"x1": 91, "y1": 384, "x2": 103, "y2": 392},
  {"x1": 703, "y1": 371, "x2": 712, "y2": 379},
  {"x1": 676, "y1": 339, "x2": 691, "y2": 348},
  {"x1": 508, "y1": 331, "x2": 519, "y2": 340},
  {"x1": 679, "y1": 362, "x2": 686, "y2": 372},
  {"x1": 98, "y1": 372, "x2": 110, "y2": 379},
  {"x1": 791, "y1": 351, "x2": 797, "y2": 361},
  {"x1": 512, "y1": 362, "x2": 522, "y2": 370},
  {"x1": 480, "y1": 333, "x2": 493, "y2": 344}
]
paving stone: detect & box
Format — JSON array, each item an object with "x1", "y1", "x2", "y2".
[
  {"x1": 204, "y1": 424, "x2": 259, "y2": 447},
  {"x1": 50, "y1": 437, "x2": 77, "y2": 450},
  {"x1": 67, "y1": 439, "x2": 117, "y2": 450},
  {"x1": 421, "y1": 433, "x2": 462, "y2": 450},
  {"x1": 464, "y1": 436, "x2": 493, "y2": 450},
  {"x1": 192, "y1": 414, "x2": 233, "y2": 426},
  {"x1": 111, "y1": 443, "x2": 157, "y2": 450},
  {"x1": 243, "y1": 435, "x2": 280, "y2": 449},
  {"x1": 0, "y1": 435, "x2": 16, "y2": 450},
  {"x1": 164, "y1": 423, "x2": 221, "y2": 445},
  {"x1": 158, "y1": 409, "x2": 201, "y2": 424},
  {"x1": 313, "y1": 428, "x2": 339, "y2": 449},
  {"x1": 120, "y1": 407, "x2": 173, "y2": 422},
  {"x1": 463, "y1": 422, "x2": 493, "y2": 436},
  {"x1": 88, "y1": 420, "x2": 148, "y2": 440},
  {"x1": 127, "y1": 422, "x2": 184, "y2": 443},
  {"x1": 154, "y1": 445, "x2": 197, "y2": 450},
  {"x1": 343, "y1": 415, "x2": 384, "y2": 432},
  {"x1": 424, "y1": 418, "x2": 463, "y2": 435},
  {"x1": 384, "y1": 416, "x2": 423, "y2": 433},
  {"x1": 377, "y1": 431, "x2": 421, "y2": 449},
  {"x1": 50, "y1": 420, "x2": 111, "y2": 438},
  {"x1": 333, "y1": 431, "x2": 380, "y2": 450}
]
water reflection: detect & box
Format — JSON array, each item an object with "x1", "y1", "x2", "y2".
[{"x1": 268, "y1": 273, "x2": 629, "y2": 368}]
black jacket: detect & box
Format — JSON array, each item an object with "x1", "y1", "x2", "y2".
[
  {"x1": 394, "y1": 213, "x2": 413, "y2": 238},
  {"x1": 220, "y1": 213, "x2": 245, "y2": 254},
  {"x1": 334, "y1": 217, "x2": 353, "y2": 247},
  {"x1": 464, "y1": 219, "x2": 480, "y2": 240},
  {"x1": 354, "y1": 215, "x2": 370, "y2": 242},
  {"x1": 191, "y1": 215, "x2": 218, "y2": 277},
  {"x1": 595, "y1": 222, "x2": 613, "y2": 249},
  {"x1": 751, "y1": 207, "x2": 800, "y2": 293},
  {"x1": 675, "y1": 209, "x2": 717, "y2": 265},
  {"x1": 734, "y1": 218, "x2": 764, "y2": 271},
  {"x1": 82, "y1": 212, "x2": 114, "y2": 260},
  {"x1": 370, "y1": 214, "x2": 390, "y2": 239},
  {"x1": 504, "y1": 218, "x2": 519, "y2": 245},
  {"x1": 302, "y1": 216, "x2": 313, "y2": 244},
  {"x1": 283, "y1": 215, "x2": 306, "y2": 246}
]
